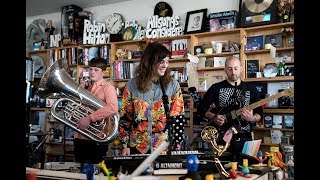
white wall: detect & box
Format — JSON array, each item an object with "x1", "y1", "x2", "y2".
[{"x1": 26, "y1": 0, "x2": 240, "y2": 34}]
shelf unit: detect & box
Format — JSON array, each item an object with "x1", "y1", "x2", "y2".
[
  {"x1": 26, "y1": 22, "x2": 294, "y2": 154},
  {"x1": 239, "y1": 22, "x2": 294, "y2": 154}
]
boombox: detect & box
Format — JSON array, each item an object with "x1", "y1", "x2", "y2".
[{"x1": 239, "y1": 0, "x2": 278, "y2": 27}]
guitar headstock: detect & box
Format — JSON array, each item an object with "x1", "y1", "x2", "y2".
[{"x1": 281, "y1": 87, "x2": 294, "y2": 98}]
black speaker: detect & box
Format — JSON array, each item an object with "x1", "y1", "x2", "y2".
[{"x1": 239, "y1": 0, "x2": 278, "y2": 27}]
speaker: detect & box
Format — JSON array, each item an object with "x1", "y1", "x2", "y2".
[{"x1": 239, "y1": 0, "x2": 278, "y2": 27}]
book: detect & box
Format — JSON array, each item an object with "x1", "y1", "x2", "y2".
[
  {"x1": 213, "y1": 57, "x2": 226, "y2": 67},
  {"x1": 198, "y1": 72, "x2": 206, "y2": 91},
  {"x1": 171, "y1": 39, "x2": 188, "y2": 59},
  {"x1": 241, "y1": 139, "x2": 261, "y2": 157}
]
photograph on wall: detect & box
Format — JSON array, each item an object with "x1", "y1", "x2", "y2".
[
  {"x1": 265, "y1": 33, "x2": 282, "y2": 48},
  {"x1": 184, "y1": 9, "x2": 207, "y2": 34},
  {"x1": 246, "y1": 35, "x2": 264, "y2": 51}
]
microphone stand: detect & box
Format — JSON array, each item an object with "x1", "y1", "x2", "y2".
[{"x1": 33, "y1": 131, "x2": 53, "y2": 153}]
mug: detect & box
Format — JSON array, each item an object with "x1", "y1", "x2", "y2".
[
  {"x1": 213, "y1": 42, "x2": 223, "y2": 53},
  {"x1": 204, "y1": 48, "x2": 213, "y2": 54}
]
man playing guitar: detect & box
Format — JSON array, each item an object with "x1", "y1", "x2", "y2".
[{"x1": 198, "y1": 56, "x2": 263, "y2": 163}]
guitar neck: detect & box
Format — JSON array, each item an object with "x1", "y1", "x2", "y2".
[{"x1": 235, "y1": 92, "x2": 287, "y2": 116}]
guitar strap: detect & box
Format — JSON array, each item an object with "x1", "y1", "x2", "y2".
[
  {"x1": 240, "y1": 81, "x2": 247, "y2": 104},
  {"x1": 159, "y1": 78, "x2": 184, "y2": 151}
]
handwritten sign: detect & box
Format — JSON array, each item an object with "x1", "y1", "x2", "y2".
[{"x1": 246, "y1": 59, "x2": 260, "y2": 78}]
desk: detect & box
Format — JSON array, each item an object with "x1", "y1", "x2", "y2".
[{"x1": 26, "y1": 167, "x2": 271, "y2": 180}]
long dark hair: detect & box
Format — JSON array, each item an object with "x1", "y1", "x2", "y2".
[{"x1": 135, "y1": 42, "x2": 172, "y2": 92}]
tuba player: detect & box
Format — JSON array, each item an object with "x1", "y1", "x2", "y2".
[{"x1": 75, "y1": 57, "x2": 118, "y2": 165}]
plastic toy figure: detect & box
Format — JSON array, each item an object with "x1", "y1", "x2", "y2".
[
  {"x1": 179, "y1": 154, "x2": 201, "y2": 180},
  {"x1": 241, "y1": 159, "x2": 250, "y2": 175},
  {"x1": 82, "y1": 163, "x2": 94, "y2": 180},
  {"x1": 268, "y1": 154, "x2": 275, "y2": 168},
  {"x1": 256, "y1": 150, "x2": 267, "y2": 165},
  {"x1": 230, "y1": 162, "x2": 238, "y2": 179}
]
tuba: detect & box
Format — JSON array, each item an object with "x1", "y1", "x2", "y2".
[{"x1": 38, "y1": 58, "x2": 119, "y2": 143}]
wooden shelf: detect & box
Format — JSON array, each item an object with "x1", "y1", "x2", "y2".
[
  {"x1": 244, "y1": 47, "x2": 294, "y2": 54},
  {"x1": 197, "y1": 51, "x2": 240, "y2": 58},
  {"x1": 169, "y1": 58, "x2": 190, "y2": 62},
  {"x1": 243, "y1": 22, "x2": 294, "y2": 32},
  {"x1": 252, "y1": 127, "x2": 294, "y2": 131},
  {"x1": 115, "y1": 58, "x2": 140, "y2": 62},
  {"x1": 192, "y1": 28, "x2": 241, "y2": 38},
  {"x1": 197, "y1": 67, "x2": 224, "y2": 71},
  {"x1": 260, "y1": 143, "x2": 294, "y2": 146},
  {"x1": 243, "y1": 76, "x2": 294, "y2": 82},
  {"x1": 263, "y1": 109, "x2": 294, "y2": 114},
  {"x1": 28, "y1": 49, "x2": 48, "y2": 54},
  {"x1": 78, "y1": 43, "x2": 110, "y2": 48},
  {"x1": 30, "y1": 107, "x2": 50, "y2": 111}
]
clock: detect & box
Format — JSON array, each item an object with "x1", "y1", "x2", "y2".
[
  {"x1": 106, "y1": 13, "x2": 124, "y2": 34},
  {"x1": 154, "y1": 1, "x2": 173, "y2": 17}
]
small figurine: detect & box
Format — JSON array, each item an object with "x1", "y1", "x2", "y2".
[
  {"x1": 267, "y1": 153, "x2": 275, "y2": 168},
  {"x1": 179, "y1": 154, "x2": 201, "y2": 180},
  {"x1": 99, "y1": 160, "x2": 115, "y2": 180},
  {"x1": 256, "y1": 150, "x2": 267, "y2": 165},
  {"x1": 82, "y1": 163, "x2": 94, "y2": 180},
  {"x1": 230, "y1": 162, "x2": 238, "y2": 179},
  {"x1": 45, "y1": 20, "x2": 55, "y2": 48},
  {"x1": 241, "y1": 159, "x2": 250, "y2": 175}
]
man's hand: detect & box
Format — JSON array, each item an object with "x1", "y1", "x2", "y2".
[
  {"x1": 77, "y1": 116, "x2": 91, "y2": 129},
  {"x1": 205, "y1": 111, "x2": 226, "y2": 126},
  {"x1": 240, "y1": 109, "x2": 256, "y2": 122}
]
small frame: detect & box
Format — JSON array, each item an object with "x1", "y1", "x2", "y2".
[
  {"x1": 246, "y1": 35, "x2": 264, "y2": 51},
  {"x1": 184, "y1": 8, "x2": 207, "y2": 34},
  {"x1": 265, "y1": 33, "x2": 282, "y2": 48},
  {"x1": 194, "y1": 45, "x2": 204, "y2": 55},
  {"x1": 245, "y1": 59, "x2": 260, "y2": 78}
]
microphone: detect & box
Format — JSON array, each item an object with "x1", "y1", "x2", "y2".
[{"x1": 35, "y1": 66, "x2": 44, "y2": 74}]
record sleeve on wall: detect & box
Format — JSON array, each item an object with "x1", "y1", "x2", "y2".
[{"x1": 239, "y1": 0, "x2": 278, "y2": 27}]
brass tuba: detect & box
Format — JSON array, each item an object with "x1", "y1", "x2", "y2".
[{"x1": 38, "y1": 58, "x2": 119, "y2": 143}]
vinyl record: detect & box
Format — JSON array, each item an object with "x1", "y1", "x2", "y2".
[{"x1": 244, "y1": 0, "x2": 273, "y2": 13}]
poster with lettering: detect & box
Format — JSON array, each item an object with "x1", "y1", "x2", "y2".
[{"x1": 171, "y1": 39, "x2": 187, "y2": 59}]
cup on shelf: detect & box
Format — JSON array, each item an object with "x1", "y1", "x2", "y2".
[{"x1": 214, "y1": 42, "x2": 223, "y2": 53}]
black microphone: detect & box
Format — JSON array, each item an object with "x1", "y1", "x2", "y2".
[{"x1": 35, "y1": 66, "x2": 44, "y2": 74}]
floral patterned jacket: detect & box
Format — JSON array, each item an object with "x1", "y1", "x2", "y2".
[{"x1": 117, "y1": 77, "x2": 185, "y2": 154}]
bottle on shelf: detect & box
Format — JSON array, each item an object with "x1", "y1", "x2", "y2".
[{"x1": 277, "y1": 61, "x2": 285, "y2": 76}]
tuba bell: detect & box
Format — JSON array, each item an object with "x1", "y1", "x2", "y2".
[{"x1": 38, "y1": 58, "x2": 119, "y2": 143}]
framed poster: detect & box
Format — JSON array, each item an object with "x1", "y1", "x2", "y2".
[{"x1": 184, "y1": 8, "x2": 207, "y2": 34}]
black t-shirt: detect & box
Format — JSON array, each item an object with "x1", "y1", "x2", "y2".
[{"x1": 198, "y1": 80, "x2": 263, "y2": 137}]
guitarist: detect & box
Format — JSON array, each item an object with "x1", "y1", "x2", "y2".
[{"x1": 198, "y1": 56, "x2": 263, "y2": 163}]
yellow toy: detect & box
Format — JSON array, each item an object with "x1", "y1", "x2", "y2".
[{"x1": 98, "y1": 160, "x2": 114, "y2": 180}]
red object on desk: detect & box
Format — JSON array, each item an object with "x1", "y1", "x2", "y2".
[{"x1": 26, "y1": 170, "x2": 37, "y2": 180}]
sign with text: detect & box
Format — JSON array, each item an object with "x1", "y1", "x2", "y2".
[
  {"x1": 145, "y1": 15, "x2": 183, "y2": 38},
  {"x1": 246, "y1": 59, "x2": 260, "y2": 78},
  {"x1": 83, "y1": 19, "x2": 110, "y2": 44}
]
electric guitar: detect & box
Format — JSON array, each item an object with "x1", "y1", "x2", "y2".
[{"x1": 208, "y1": 87, "x2": 294, "y2": 141}]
